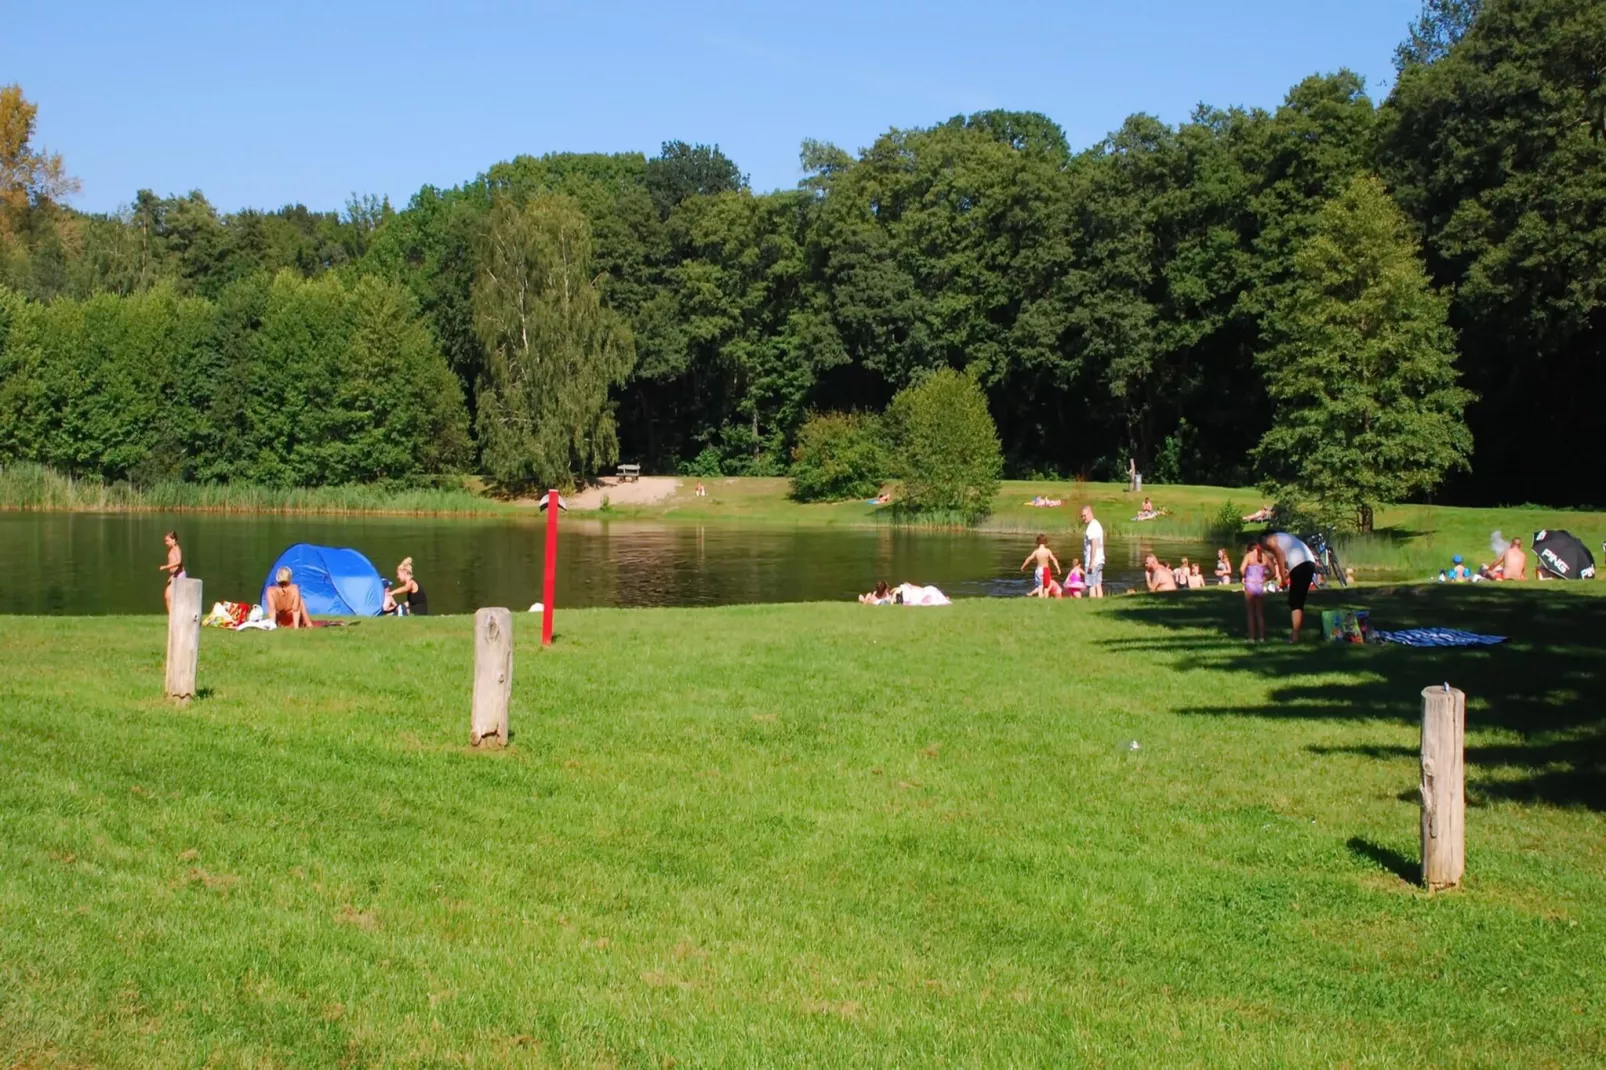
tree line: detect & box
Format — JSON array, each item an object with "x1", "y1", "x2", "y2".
[{"x1": 1, "y1": 0, "x2": 1601, "y2": 510}]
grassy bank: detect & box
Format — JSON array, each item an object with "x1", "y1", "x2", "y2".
[
  {"x1": 0, "y1": 464, "x2": 518, "y2": 516},
  {"x1": 2, "y1": 590, "x2": 1602, "y2": 1065},
  {"x1": 621, "y1": 477, "x2": 1606, "y2": 578}
]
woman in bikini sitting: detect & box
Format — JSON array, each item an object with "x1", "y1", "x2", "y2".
[
  {"x1": 159, "y1": 531, "x2": 185, "y2": 613},
  {"x1": 266, "y1": 567, "x2": 314, "y2": 629}
]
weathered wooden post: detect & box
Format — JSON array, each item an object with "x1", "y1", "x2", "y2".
[
  {"x1": 471, "y1": 608, "x2": 513, "y2": 747},
  {"x1": 165, "y1": 576, "x2": 203, "y2": 702},
  {"x1": 1420, "y1": 685, "x2": 1466, "y2": 890}
]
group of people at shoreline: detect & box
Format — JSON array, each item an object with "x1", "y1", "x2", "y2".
[
  {"x1": 1007, "y1": 511, "x2": 1323, "y2": 643},
  {"x1": 1020, "y1": 506, "x2": 1108, "y2": 599},
  {"x1": 160, "y1": 532, "x2": 425, "y2": 626}
]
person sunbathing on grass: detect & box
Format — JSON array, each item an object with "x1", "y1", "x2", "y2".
[
  {"x1": 266, "y1": 567, "x2": 315, "y2": 628},
  {"x1": 1499, "y1": 536, "x2": 1528, "y2": 581},
  {"x1": 1243, "y1": 504, "x2": 1276, "y2": 523},
  {"x1": 859, "y1": 581, "x2": 894, "y2": 605},
  {"x1": 1132, "y1": 497, "x2": 1165, "y2": 521}
]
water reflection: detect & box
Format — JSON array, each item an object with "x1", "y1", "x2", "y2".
[{"x1": 0, "y1": 512, "x2": 1227, "y2": 615}]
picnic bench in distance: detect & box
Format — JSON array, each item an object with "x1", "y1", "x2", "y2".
[{"x1": 617, "y1": 464, "x2": 641, "y2": 483}]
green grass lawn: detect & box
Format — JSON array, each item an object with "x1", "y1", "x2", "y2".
[{"x1": 3, "y1": 589, "x2": 1603, "y2": 1066}]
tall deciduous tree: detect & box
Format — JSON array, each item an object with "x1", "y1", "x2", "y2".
[
  {"x1": 1394, "y1": 0, "x2": 1482, "y2": 71},
  {"x1": 1253, "y1": 175, "x2": 1473, "y2": 530},
  {"x1": 645, "y1": 141, "x2": 746, "y2": 220},
  {"x1": 0, "y1": 84, "x2": 78, "y2": 240},
  {"x1": 884, "y1": 368, "x2": 1003, "y2": 524},
  {"x1": 1380, "y1": 0, "x2": 1606, "y2": 504},
  {"x1": 473, "y1": 195, "x2": 635, "y2": 491}
]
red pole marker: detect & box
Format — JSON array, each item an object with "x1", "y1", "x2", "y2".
[{"x1": 542, "y1": 488, "x2": 558, "y2": 646}]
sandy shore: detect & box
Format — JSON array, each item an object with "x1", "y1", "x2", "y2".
[{"x1": 561, "y1": 476, "x2": 682, "y2": 510}]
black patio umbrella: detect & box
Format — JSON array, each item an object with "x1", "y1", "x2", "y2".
[{"x1": 1533, "y1": 529, "x2": 1596, "y2": 580}]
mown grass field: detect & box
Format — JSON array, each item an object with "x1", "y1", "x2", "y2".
[{"x1": 2, "y1": 588, "x2": 1602, "y2": 1066}]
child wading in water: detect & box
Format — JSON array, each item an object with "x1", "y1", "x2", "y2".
[
  {"x1": 1021, "y1": 534, "x2": 1062, "y2": 598},
  {"x1": 1064, "y1": 558, "x2": 1087, "y2": 598}
]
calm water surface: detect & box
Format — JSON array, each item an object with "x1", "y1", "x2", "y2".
[{"x1": 0, "y1": 512, "x2": 1226, "y2": 615}]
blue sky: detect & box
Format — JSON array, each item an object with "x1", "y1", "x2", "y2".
[{"x1": 5, "y1": 0, "x2": 1419, "y2": 215}]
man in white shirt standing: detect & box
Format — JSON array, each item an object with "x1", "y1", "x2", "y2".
[
  {"x1": 1260, "y1": 531, "x2": 1318, "y2": 643},
  {"x1": 1081, "y1": 505, "x2": 1106, "y2": 598}
]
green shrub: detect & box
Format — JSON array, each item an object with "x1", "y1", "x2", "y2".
[
  {"x1": 678, "y1": 446, "x2": 725, "y2": 478},
  {"x1": 789, "y1": 412, "x2": 886, "y2": 502},
  {"x1": 883, "y1": 369, "x2": 1003, "y2": 524},
  {"x1": 1210, "y1": 501, "x2": 1243, "y2": 538}
]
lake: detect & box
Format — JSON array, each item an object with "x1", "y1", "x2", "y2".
[{"x1": 0, "y1": 512, "x2": 1228, "y2": 615}]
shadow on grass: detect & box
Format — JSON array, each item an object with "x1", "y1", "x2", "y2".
[
  {"x1": 1108, "y1": 585, "x2": 1606, "y2": 811},
  {"x1": 1345, "y1": 837, "x2": 1417, "y2": 884},
  {"x1": 1352, "y1": 525, "x2": 1429, "y2": 546}
]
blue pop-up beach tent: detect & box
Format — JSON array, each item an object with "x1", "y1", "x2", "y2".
[{"x1": 260, "y1": 544, "x2": 385, "y2": 616}]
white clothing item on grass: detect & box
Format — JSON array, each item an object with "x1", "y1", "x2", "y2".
[{"x1": 894, "y1": 583, "x2": 951, "y2": 606}]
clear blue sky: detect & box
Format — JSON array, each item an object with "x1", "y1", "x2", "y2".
[{"x1": 5, "y1": 0, "x2": 1419, "y2": 215}]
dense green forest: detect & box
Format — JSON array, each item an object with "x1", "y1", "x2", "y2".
[{"x1": 1, "y1": 0, "x2": 1601, "y2": 508}]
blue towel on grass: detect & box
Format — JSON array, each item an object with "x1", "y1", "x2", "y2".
[{"x1": 1375, "y1": 628, "x2": 1506, "y2": 648}]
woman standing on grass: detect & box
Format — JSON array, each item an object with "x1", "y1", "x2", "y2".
[
  {"x1": 1240, "y1": 541, "x2": 1268, "y2": 642},
  {"x1": 158, "y1": 531, "x2": 184, "y2": 613}
]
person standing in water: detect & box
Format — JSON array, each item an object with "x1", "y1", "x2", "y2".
[
  {"x1": 1021, "y1": 535, "x2": 1061, "y2": 597},
  {"x1": 158, "y1": 531, "x2": 184, "y2": 613},
  {"x1": 1260, "y1": 531, "x2": 1318, "y2": 643},
  {"x1": 1081, "y1": 506, "x2": 1106, "y2": 598}
]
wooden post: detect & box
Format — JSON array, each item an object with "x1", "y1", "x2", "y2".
[
  {"x1": 1420, "y1": 685, "x2": 1466, "y2": 890},
  {"x1": 541, "y1": 489, "x2": 558, "y2": 647},
  {"x1": 165, "y1": 576, "x2": 203, "y2": 702},
  {"x1": 471, "y1": 608, "x2": 512, "y2": 747}
]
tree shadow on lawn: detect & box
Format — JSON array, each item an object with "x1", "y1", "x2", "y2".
[
  {"x1": 1345, "y1": 837, "x2": 1418, "y2": 884},
  {"x1": 1107, "y1": 585, "x2": 1606, "y2": 811}
]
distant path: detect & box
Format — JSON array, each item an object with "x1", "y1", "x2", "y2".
[{"x1": 558, "y1": 476, "x2": 681, "y2": 510}]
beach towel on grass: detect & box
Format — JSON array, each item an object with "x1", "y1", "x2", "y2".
[{"x1": 1375, "y1": 628, "x2": 1506, "y2": 648}]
